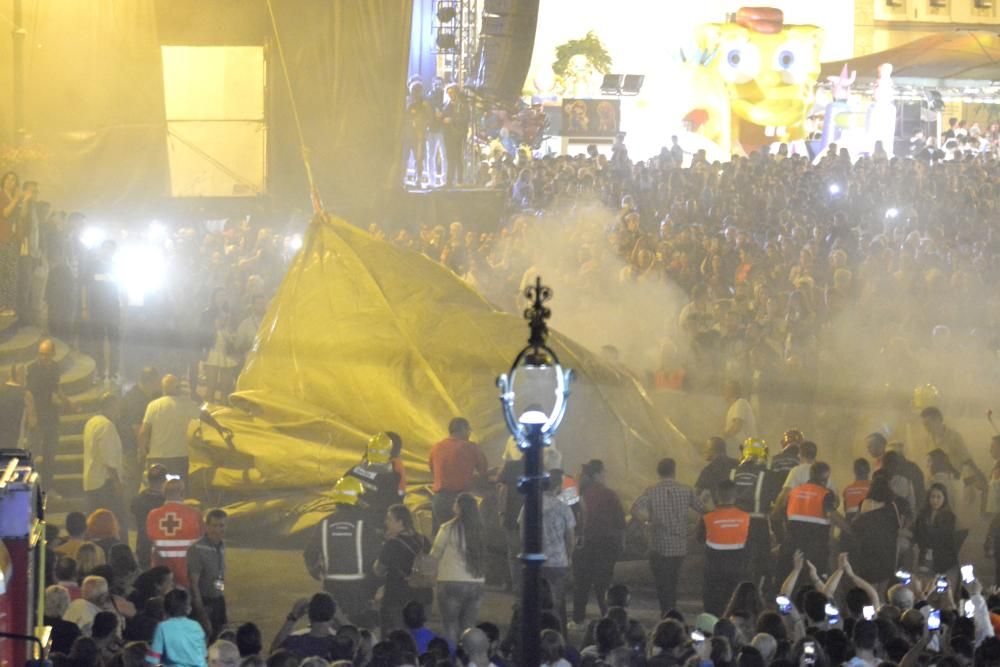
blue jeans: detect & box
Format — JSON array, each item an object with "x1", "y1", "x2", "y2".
[{"x1": 436, "y1": 581, "x2": 484, "y2": 643}]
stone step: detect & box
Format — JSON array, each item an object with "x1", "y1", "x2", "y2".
[
  {"x1": 51, "y1": 452, "x2": 83, "y2": 476},
  {"x1": 59, "y1": 413, "x2": 90, "y2": 436},
  {"x1": 60, "y1": 353, "x2": 96, "y2": 396},
  {"x1": 67, "y1": 386, "x2": 107, "y2": 411},
  {"x1": 49, "y1": 473, "x2": 83, "y2": 498},
  {"x1": 0, "y1": 326, "x2": 43, "y2": 365},
  {"x1": 0, "y1": 314, "x2": 18, "y2": 343},
  {"x1": 0, "y1": 336, "x2": 70, "y2": 376}
]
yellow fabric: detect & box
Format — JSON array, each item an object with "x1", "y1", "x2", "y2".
[{"x1": 191, "y1": 213, "x2": 694, "y2": 536}]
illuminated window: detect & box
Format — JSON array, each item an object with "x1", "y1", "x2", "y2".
[{"x1": 161, "y1": 46, "x2": 267, "y2": 197}]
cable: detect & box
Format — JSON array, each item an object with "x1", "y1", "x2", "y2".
[{"x1": 264, "y1": 0, "x2": 321, "y2": 210}]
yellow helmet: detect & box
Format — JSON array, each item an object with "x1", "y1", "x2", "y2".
[
  {"x1": 366, "y1": 432, "x2": 393, "y2": 465},
  {"x1": 742, "y1": 438, "x2": 768, "y2": 464},
  {"x1": 330, "y1": 475, "x2": 365, "y2": 506},
  {"x1": 912, "y1": 384, "x2": 940, "y2": 410}
]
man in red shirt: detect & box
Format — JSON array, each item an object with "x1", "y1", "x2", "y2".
[
  {"x1": 146, "y1": 479, "x2": 203, "y2": 589},
  {"x1": 428, "y1": 417, "x2": 487, "y2": 533}
]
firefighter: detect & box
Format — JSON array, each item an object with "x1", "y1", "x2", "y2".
[
  {"x1": 303, "y1": 475, "x2": 382, "y2": 626},
  {"x1": 696, "y1": 479, "x2": 750, "y2": 615},
  {"x1": 778, "y1": 462, "x2": 840, "y2": 579},
  {"x1": 145, "y1": 479, "x2": 203, "y2": 589},
  {"x1": 770, "y1": 429, "x2": 803, "y2": 485},
  {"x1": 342, "y1": 432, "x2": 403, "y2": 524},
  {"x1": 731, "y1": 438, "x2": 776, "y2": 590}
]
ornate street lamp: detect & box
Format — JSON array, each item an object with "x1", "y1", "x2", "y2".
[{"x1": 497, "y1": 276, "x2": 573, "y2": 667}]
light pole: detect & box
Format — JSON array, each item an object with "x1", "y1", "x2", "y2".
[{"x1": 497, "y1": 276, "x2": 573, "y2": 667}]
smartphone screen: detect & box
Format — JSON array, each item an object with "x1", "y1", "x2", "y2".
[
  {"x1": 776, "y1": 595, "x2": 792, "y2": 614},
  {"x1": 936, "y1": 576, "x2": 949, "y2": 593},
  {"x1": 896, "y1": 569, "x2": 911, "y2": 584},
  {"x1": 863, "y1": 605, "x2": 875, "y2": 621},
  {"x1": 962, "y1": 564, "x2": 975, "y2": 584},
  {"x1": 965, "y1": 600, "x2": 975, "y2": 618},
  {"x1": 928, "y1": 610, "x2": 941, "y2": 631},
  {"x1": 691, "y1": 630, "x2": 705, "y2": 643}
]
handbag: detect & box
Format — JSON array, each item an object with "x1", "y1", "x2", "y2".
[{"x1": 396, "y1": 535, "x2": 438, "y2": 589}]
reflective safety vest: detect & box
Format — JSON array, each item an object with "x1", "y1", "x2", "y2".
[
  {"x1": 731, "y1": 464, "x2": 767, "y2": 516},
  {"x1": 561, "y1": 475, "x2": 580, "y2": 507},
  {"x1": 786, "y1": 482, "x2": 831, "y2": 525},
  {"x1": 321, "y1": 515, "x2": 368, "y2": 582},
  {"x1": 842, "y1": 480, "x2": 871, "y2": 516},
  {"x1": 146, "y1": 502, "x2": 203, "y2": 588},
  {"x1": 704, "y1": 506, "x2": 750, "y2": 550}
]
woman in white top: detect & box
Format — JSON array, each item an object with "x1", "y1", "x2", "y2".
[{"x1": 431, "y1": 492, "x2": 485, "y2": 643}]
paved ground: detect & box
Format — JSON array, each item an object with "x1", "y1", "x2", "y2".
[
  {"x1": 223, "y1": 517, "x2": 997, "y2": 646},
  {"x1": 222, "y1": 548, "x2": 689, "y2": 646}
]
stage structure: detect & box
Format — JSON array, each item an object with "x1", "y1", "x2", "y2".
[{"x1": 188, "y1": 213, "x2": 693, "y2": 538}]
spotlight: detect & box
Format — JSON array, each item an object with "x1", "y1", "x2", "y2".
[
  {"x1": 113, "y1": 243, "x2": 166, "y2": 306},
  {"x1": 289, "y1": 234, "x2": 303, "y2": 251},
  {"x1": 80, "y1": 226, "x2": 109, "y2": 250},
  {"x1": 149, "y1": 221, "x2": 168, "y2": 241},
  {"x1": 436, "y1": 31, "x2": 457, "y2": 50},
  {"x1": 885, "y1": 207, "x2": 899, "y2": 219},
  {"x1": 436, "y1": 3, "x2": 458, "y2": 22},
  {"x1": 828, "y1": 183, "x2": 841, "y2": 195}
]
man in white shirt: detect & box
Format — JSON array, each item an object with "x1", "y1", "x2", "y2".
[
  {"x1": 63, "y1": 576, "x2": 112, "y2": 636},
  {"x1": 139, "y1": 374, "x2": 200, "y2": 481},
  {"x1": 83, "y1": 393, "x2": 127, "y2": 531},
  {"x1": 722, "y1": 380, "x2": 756, "y2": 456},
  {"x1": 139, "y1": 374, "x2": 234, "y2": 481},
  {"x1": 781, "y1": 441, "x2": 833, "y2": 490}
]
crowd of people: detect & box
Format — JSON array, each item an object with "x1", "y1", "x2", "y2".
[
  {"x1": 34, "y1": 413, "x2": 1000, "y2": 667},
  {"x1": 379, "y1": 135, "x2": 1000, "y2": 452},
  {"x1": 0, "y1": 167, "x2": 291, "y2": 395},
  {"x1": 8, "y1": 95, "x2": 1000, "y2": 667}
]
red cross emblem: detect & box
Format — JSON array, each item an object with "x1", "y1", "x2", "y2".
[{"x1": 159, "y1": 512, "x2": 182, "y2": 536}]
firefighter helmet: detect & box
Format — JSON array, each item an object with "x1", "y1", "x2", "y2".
[
  {"x1": 366, "y1": 432, "x2": 393, "y2": 465},
  {"x1": 912, "y1": 384, "x2": 940, "y2": 410},
  {"x1": 781, "y1": 429, "x2": 804, "y2": 447},
  {"x1": 330, "y1": 475, "x2": 365, "y2": 506},
  {"x1": 742, "y1": 438, "x2": 768, "y2": 464}
]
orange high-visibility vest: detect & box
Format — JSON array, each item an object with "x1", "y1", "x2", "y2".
[
  {"x1": 704, "y1": 506, "x2": 750, "y2": 550},
  {"x1": 146, "y1": 502, "x2": 203, "y2": 588},
  {"x1": 842, "y1": 480, "x2": 871, "y2": 515},
  {"x1": 786, "y1": 482, "x2": 831, "y2": 525}
]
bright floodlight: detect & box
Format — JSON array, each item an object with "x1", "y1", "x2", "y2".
[
  {"x1": 885, "y1": 208, "x2": 899, "y2": 219},
  {"x1": 289, "y1": 234, "x2": 303, "y2": 251},
  {"x1": 828, "y1": 183, "x2": 841, "y2": 195},
  {"x1": 80, "y1": 227, "x2": 108, "y2": 250},
  {"x1": 113, "y1": 243, "x2": 167, "y2": 306},
  {"x1": 149, "y1": 221, "x2": 168, "y2": 241}
]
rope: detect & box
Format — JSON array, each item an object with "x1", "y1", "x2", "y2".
[{"x1": 264, "y1": 0, "x2": 322, "y2": 211}]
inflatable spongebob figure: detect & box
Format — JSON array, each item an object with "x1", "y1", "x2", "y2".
[{"x1": 684, "y1": 7, "x2": 823, "y2": 156}]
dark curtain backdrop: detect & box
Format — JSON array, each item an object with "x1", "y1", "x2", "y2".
[
  {"x1": 269, "y1": 1, "x2": 415, "y2": 221},
  {"x1": 20, "y1": 0, "x2": 169, "y2": 214}
]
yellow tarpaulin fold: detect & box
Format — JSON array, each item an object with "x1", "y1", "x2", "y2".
[{"x1": 190, "y1": 213, "x2": 694, "y2": 536}]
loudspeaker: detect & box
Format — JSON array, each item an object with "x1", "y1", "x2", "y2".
[
  {"x1": 482, "y1": 15, "x2": 512, "y2": 37},
  {"x1": 473, "y1": 0, "x2": 540, "y2": 101},
  {"x1": 483, "y1": 0, "x2": 515, "y2": 13}
]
